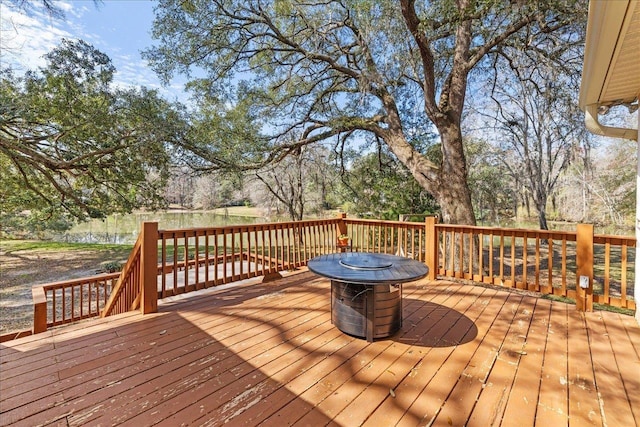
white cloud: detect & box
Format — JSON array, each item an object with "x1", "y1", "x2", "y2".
[
  {"x1": 1, "y1": 3, "x2": 73, "y2": 71},
  {"x1": 58, "y1": 1, "x2": 90, "y2": 19},
  {"x1": 0, "y1": 1, "x2": 189, "y2": 103}
]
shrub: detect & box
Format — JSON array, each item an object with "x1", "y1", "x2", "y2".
[{"x1": 102, "y1": 261, "x2": 123, "y2": 273}]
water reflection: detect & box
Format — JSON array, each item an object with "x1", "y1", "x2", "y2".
[{"x1": 56, "y1": 211, "x2": 261, "y2": 244}]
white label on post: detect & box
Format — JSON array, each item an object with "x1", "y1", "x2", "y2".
[{"x1": 579, "y1": 276, "x2": 590, "y2": 289}]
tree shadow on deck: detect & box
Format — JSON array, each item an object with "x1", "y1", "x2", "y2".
[
  {"x1": 394, "y1": 298, "x2": 478, "y2": 348},
  {"x1": 156, "y1": 273, "x2": 483, "y2": 424},
  {"x1": 0, "y1": 273, "x2": 497, "y2": 426},
  {"x1": 0, "y1": 283, "x2": 336, "y2": 425}
]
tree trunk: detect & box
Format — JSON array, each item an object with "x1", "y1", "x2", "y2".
[
  {"x1": 538, "y1": 208, "x2": 548, "y2": 230},
  {"x1": 433, "y1": 122, "x2": 476, "y2": 225},
  {"x1": 437, "y1": 179, "x2": 476, "y2": 225},
  {"x1": 383, "y1": 122, "x2": 476, "y2": 226},
  {"x1": 536, "y1": 194, "x2": 549, "y2": 230}
]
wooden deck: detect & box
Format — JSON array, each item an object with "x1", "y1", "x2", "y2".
[{"x1": 1, "y1": 270, "x2": 639, "y2": 426}]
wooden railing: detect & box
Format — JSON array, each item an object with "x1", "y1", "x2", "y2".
[
  {"x1": 316, "y1": 217, "x2": 635, "y2": 311},
  {"x1": 28, "y1": 214, "x2": 636, "y2": 337},
  {"x1": 32, "y1": 273, "x2": 119, "y2": 333},
  {"x1": 157, "y1": 218, "x2": 341, "y2": 297},
  {"x1": 342, "y1": 218, "x2": 428, "y2": 260},
  {"x1": 100, "y1": 230, "x2": 144, "y2": 317},
  {"x1": 101, "y1": 222, "x2": 158, "y2": 317},
  {"x1": 430, "y1": 220, "x2": 636, "y2": 311},
  {"x1": 593, "y1": 233, "x2": 635, "y2": 308}
]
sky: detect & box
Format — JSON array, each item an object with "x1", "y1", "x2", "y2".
[
  {"x1": 1, "y1": 0, "x2": 634, "y2": 146},
  {"x1": 0, "y1": 0, "x2": 186, "y2": 101}
]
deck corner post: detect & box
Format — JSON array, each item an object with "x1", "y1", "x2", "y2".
[
  {"x1": 425, "y1": 216, "x2": 438, "y2": 280},
  {"x1": 576, "y1": 223, "x2": 594, "y2": 312},
  {"x1": 141, "y1": 221, "x2": 159, "y2": 314},
  {"x1": 336, "y1": 212, "x2": 348, "y2": 248},
  {"x1": 337, "y1": 212, "x2": 347, "y2": 235},
  {"x1": 32, "y1": 286, "x2": 47, "y2": 334}
]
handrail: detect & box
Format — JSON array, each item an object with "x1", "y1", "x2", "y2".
[
  {"x1": 26, "y1": 215, "x2": 636, "y2": 338},
  {"x1": 156, "y1": 218, "x2": 341, "y2": 297},
  {"x1": 30, "y1": 272, "x2": 120, "y2": 330},
  {"x1": 431, "y1": 222, "x2": 636, "y2": 310},
  {"x1": 101, "y1": 233, "x2": 143, "y2": 317}
]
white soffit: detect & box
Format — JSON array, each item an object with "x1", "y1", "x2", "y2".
[{"x1": 579, "y1": 0, "x2": 640, "y2": 109}]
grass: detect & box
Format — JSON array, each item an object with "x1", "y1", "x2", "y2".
[
  {"x1": 210, "y1": 206, "x2": 263, "y2": 217},
  {"x1": 1, "y1": 239, "x2": 272, "y2": 264},
  {"x1": 1, "y1": 239, "x2": 134, "y2": 254}
]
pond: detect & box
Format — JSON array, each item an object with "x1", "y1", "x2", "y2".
[
  {"x1": 55, "y1": 210, "x2": 262, "y2": 245},
  {"x1": 55, "y1": 212, "x2": 635, "y2": 246}
]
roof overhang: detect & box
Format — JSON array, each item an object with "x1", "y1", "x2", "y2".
[{"x1": 579, "y1": 0, "x2": 640, "y2": 112}]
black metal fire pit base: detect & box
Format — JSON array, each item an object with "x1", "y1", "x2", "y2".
[
  {"x1": 331, "y1": 280, "x2": 402, "y2": 342},
  {"x1": 308, "y1": 253, "x2": 428, "y2": 343}
]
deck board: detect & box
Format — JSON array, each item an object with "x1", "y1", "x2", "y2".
[
  {"x1": 501, "y1": 297, "x2": 551, "y2": 426},
  {"x1": 314, "y1": 284, "x2": 471, "y2": 426},
  {"x1": 567, "y1": 309, "x2": 602, "y2": 425},
  {"x1": 468, "y1": 294, "x2": 538, "y2": 425},
  {"x1": 602, "y1": 312, "x2": 640, "y2": 425},
  {"x1": 535, "y1": 298, "x2": 570, "y2": 425},
  {"x1": 396, "y1": 286, "x2": 498, "y2": 426},
  {"x1": 1, "y1": 270, "x2": 639, "y2": 426},
  {"x1": 362, "y1": 285, "x2": 487, "y2": 426},
  {"x1": 433, "y1": 290, "x2": 517, "y2": 426},
  {"x1": 586, "y1": 311, "x2": 636, "y2": 427}
]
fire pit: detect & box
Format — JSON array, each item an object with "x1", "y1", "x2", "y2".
[{"x1": 307, "y1": 252, "x2": 429, "y2": 342}]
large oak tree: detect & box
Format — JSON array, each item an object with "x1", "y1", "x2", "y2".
[
  {"x1": 145, "y1": 0, "x2": 583, "y2": 224},
  {"x1": 1, "y1": 39, "x2": 184, "y2": 229}
]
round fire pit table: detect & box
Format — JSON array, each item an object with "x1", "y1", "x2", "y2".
[{"x1": 307, "y1": 252, "x2": 429, "y2": 342}]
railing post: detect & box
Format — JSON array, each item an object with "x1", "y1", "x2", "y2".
[
  {"x1": 576, "y1": 223, "x2": 594, "y2": 312},
  {"x1": 425, "y1": 216, "x2": 438, "y2": 280},
  {"x1": 32, "y1": 286, "x2": 47, "y2": 334},
  {"x1": 337, "y1": 212, "x2": 347, "y2": 236},
  {"x1": 336, "y1": 212, "x2": 350, "y2": 251},
  {"x1": 140, "y1": 222, "x2": 158, "y2": 314}
]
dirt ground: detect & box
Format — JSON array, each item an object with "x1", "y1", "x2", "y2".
[{"x1": 0, "y1": 246, "x2": 129, "y2": 335}]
